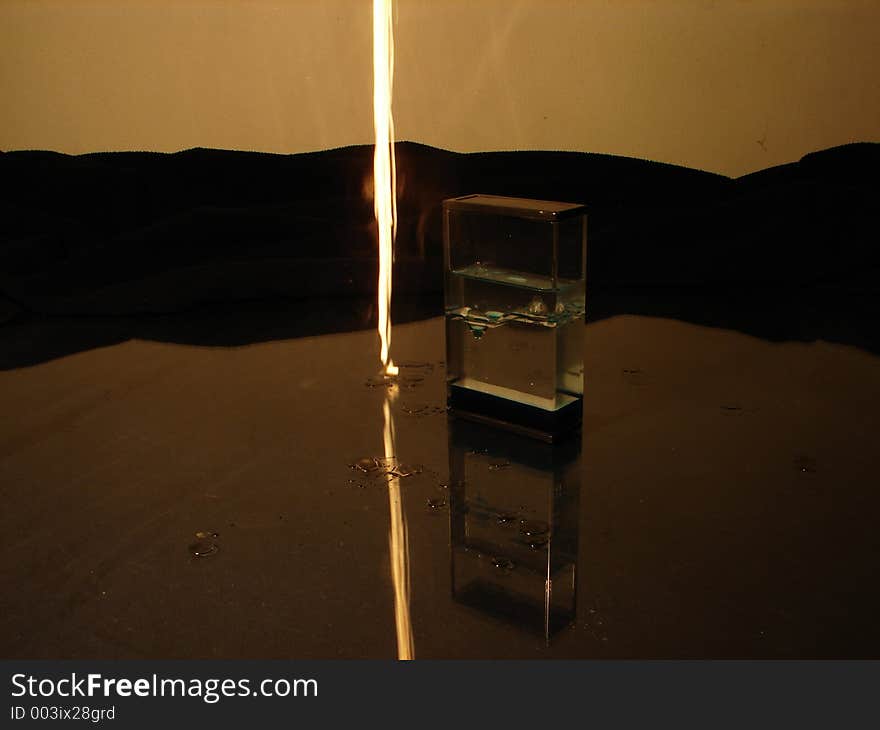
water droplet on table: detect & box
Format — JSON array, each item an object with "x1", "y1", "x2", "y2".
[
  {"x1": 364, "y1": 373, "x2": 397, "y2": 388},
  {"x1": 492, "y1": 557, "x2": 515, "y2": 572},
  {"x1": 795, "y1": 455, "x2": 817, "y2": 473},
  {"x1": 519, "y1": 520, "x2": 549, "y2": 537},
  {"x1": 350, "y1": 457, "x2": 379, "y2": 473},
  {"x1": 488, "y1": 460, "x2": 511, "y2": 471},
  {"x1": 426, "y1": 497, "x2": 447, "y2": 510},
  {"x1": 189, "y1": 541, "x2": 218, "y2": 558}
]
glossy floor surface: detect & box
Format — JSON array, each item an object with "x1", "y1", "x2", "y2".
[{"x1": 2, "y1": 312, "x2": 879, "y2": 658}]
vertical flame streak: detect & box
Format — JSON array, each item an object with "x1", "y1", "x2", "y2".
[
  {"x1": 384, "y1": 398, "x2": 414, "y2": 660},
  {"x1": 374, "y1": 0, "x2": 411, "y2": 660},
  {"x1": 373, "y1": 0, "x2": 397, "y2": 376}
]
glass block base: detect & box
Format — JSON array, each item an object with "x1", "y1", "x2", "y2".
[{"x1": 448, "y1": 383, "x2": 583, "y2": 443}]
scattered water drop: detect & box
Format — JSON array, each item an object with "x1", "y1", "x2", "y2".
[
  {"x1": 795, "y1": 455, "x2": 817, "y2": 474},
  {"x1": 364, "y1": 372, "x2": 398, "y2": 388},
  {"x1": 188, "y1": 541, "x2": 218, "y2": 558},
  {"x1": 349, "y1": 455, "x2": 431, "y2": 486},
  {"x1": 389, "y1": 463, "x2": 422, "y2": 478},
  {"x1": 488, "y1": 460, "x2": 511, "y2": 471},
  {"x1": 519, "y1": 520, "x2": 550, "y2": 537},
  {"x1": 399, "y1": 374, "x2": 425, "y2": 389},
  {"x1": 397, "y1": 360, "x2": 435, "y2": 374},
  {"x1": 351, "y1": 457, "x2": 379, "y2": 473},
  {"x1": 400, "y1": 403, "x2": 446, "y2": 417}
]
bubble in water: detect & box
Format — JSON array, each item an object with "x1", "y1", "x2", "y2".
[
  {"x1": 527, "y1": 537, "x2": 549, "y2": 550},
  {"x1": 492, "y1": 557, "x2": 515, "y2": 572},
  {"x1": 496, "y1": 511, "x2": 517, "y2": 525},
  {"x1": 194, "y1": 530, "x2": 220, "y2": 540},
  {"x1": 488, "y1": 460, "x2": 511, "y2": 471},
  {"x1": 527, "y1": 297, "x2": 548, "y2": 316},
  {"x1": 426, "y1": 497, "x2": 447, "y2": 510}
]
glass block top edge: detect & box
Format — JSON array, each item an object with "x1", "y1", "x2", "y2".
[{"x1": 443, "y1": 194, "x2": 586, "y2": 220}]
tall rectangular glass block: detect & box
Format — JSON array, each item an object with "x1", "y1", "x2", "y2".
[
  {"x1": 443, "y1": 194, "x2": 586, "y2": 440},
  {"x1": 448, "y1": 418, "x2": 581, "y2": 642}
]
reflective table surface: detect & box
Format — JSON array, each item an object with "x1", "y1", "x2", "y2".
[{"x1": 2, "y1": 309, "x2": 879, "y2": 658}]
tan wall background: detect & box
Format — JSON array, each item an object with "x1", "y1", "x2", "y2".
[{"x1": 1, "y1": 0, "x2": 877, "y2": 177}]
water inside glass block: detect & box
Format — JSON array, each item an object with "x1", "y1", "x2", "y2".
[{"x1": 445, "y1": 264, "x2": 584, "y2": 412}]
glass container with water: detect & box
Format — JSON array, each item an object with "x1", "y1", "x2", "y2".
[{"x1": 444, "y1": 194, "x2": 586, "y2": 440}]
